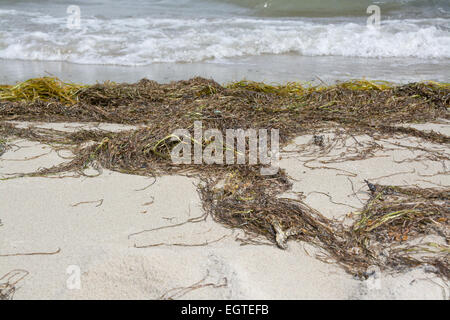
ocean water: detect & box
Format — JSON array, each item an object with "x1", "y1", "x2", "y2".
[{"x1": 0, "y1": 0, "x2": 449, "y2": 82}]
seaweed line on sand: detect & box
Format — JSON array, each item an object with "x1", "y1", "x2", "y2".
[{"x1": 0, "y1": 77, "x2": 449, "y2": 280}]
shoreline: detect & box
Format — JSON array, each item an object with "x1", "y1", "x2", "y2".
[{"x1": 1, "y1": 55, "x2": 449, "y2": 85}]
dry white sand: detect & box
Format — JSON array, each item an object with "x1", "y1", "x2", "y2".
[{"x1": 0, "y1": 121, "x2": 448, "y2": 300}]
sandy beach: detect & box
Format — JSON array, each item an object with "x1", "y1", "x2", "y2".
[
  {"x1": 1, "y1": 0, "x2": 449, "y2": 303},
  {"x1": 1, "y1": 120, "x2": 448, "y2": 300}
]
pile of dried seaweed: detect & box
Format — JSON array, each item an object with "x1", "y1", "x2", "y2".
[
  {"x1": 197, "y1": 168, "x2": 449, "y2": 279},
  {"x1": 0, "y1": 137, "x2": 6, "y2": 157},
  {"x1": 0, "y1": 77, "x2": 448, "y2": 280},
  {"x1": 350, "y1": 183, "x2": 449, "y2": 278}
]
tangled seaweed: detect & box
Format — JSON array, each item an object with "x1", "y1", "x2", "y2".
[
  {"x1": 0, "y1": 77, "x2": 85, "y2": 104},
  {"x1": 0, "y1": 77, "x2": 448, "y2": 281},
  {"x1": 0, "y1": 269, "x2": 29, "y2": 300}
]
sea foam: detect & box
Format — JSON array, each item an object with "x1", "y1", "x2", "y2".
[{"x1": 0, "y1": 10, "x2": 448, "y2": 65}]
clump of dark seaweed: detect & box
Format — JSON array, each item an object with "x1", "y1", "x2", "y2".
[{"x1": 0, "y1": 77, "x2": 448, "y2": 280}]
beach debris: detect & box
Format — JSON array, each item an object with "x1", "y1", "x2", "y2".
[
  {"x1": 0, "y1": 77, "x2": 85, "y2": 104},
  {"x1": 0, "y1": 248, "x2": 61, "y2": 257},
  {"x1": 0, "y1": 269, "x2": 29, "y2": 300},
  {"x1": 71, "y1": 199, "x2": 104, "y2": 207},
  {"x1": 0, "y1": 137, "x2": 7, "y2": 156},
  {"x1": 364, "y1": 179, "x2": 377, "y2": 193},
  {"x1": 133, "y1": 234, "x2": 229, "y2": 249},
  {"x1": 159, "y1": 271, "x2": 227, "y2": 300},
  {"x1": 0, "y1": 77, "x2": 448, "y2": 280},
  {"x1": 271, "y1": 220, "x2": 301, "y2": 249}
]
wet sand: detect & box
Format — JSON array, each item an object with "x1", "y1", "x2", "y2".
[{"x1": 1, "y1": 55, "x2": 449, "y2": 85}]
